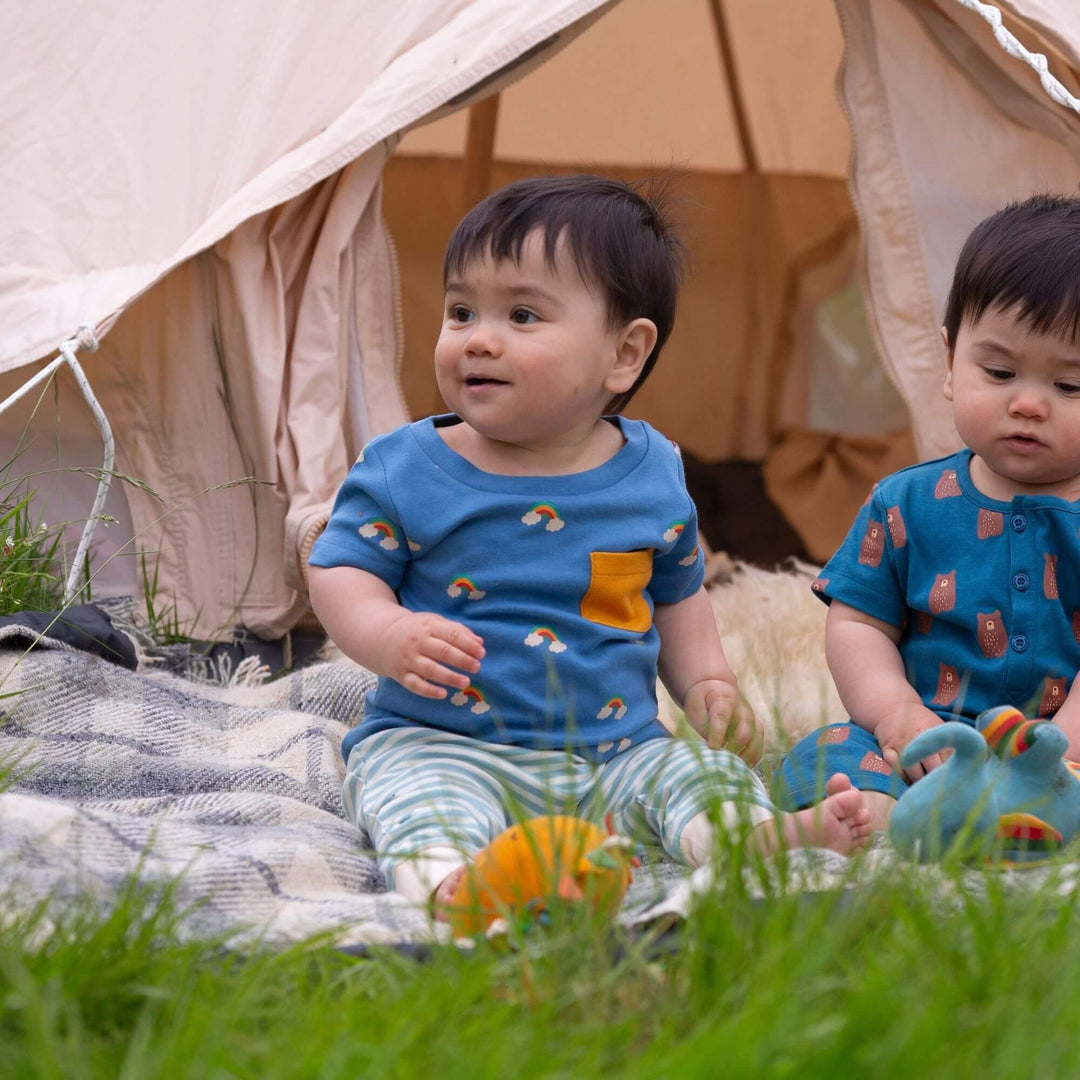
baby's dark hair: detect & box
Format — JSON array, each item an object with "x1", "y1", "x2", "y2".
[
  {"x1": 943, "y1": 193, "x2": 1080, "y2": 351},
  {"x1": 443, "y1": 174, "x2": 684, "y2": 412}
]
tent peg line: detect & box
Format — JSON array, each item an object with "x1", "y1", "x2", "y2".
[{"x1": 955, "y1": 0, "x2": 1080, "y2": 115}]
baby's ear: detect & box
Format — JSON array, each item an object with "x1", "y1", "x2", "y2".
[{"x1": 607, "y1": 318, "x2": 657, "y2": 394}]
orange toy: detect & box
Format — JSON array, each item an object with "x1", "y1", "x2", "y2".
[{"x1": 447, "y1": 814, "x2": 639, "y2": 936}]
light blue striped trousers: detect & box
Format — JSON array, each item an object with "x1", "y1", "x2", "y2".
[{"x1": 343, "y1": 727, "x2": 777, "y2": 890}]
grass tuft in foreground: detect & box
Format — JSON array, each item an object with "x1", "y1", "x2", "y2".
[
  {"x1": 0, "y1": 490, "x2": 66, "y2": 616},
  {"x1": 3, "y1": 844, "x2": 1080, "y2": 1078}
]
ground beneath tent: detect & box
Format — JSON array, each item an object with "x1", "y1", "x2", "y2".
[{"x1": 681, "y1": 453, "x2": 809, "y2": 568}]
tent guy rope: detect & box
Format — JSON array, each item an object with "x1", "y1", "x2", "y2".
[
  {"x1": 0, "y1": 325, "x2": 115, "y2": 604},
  {"x1": 955, "y1": 0, "x2": 1080, "y2": 115}
]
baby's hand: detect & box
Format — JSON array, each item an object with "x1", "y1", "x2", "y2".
[
  {"x1": 684, "y1": 679, "x2": 764, "y2": 766},
  {"x1": 378, "y1": 611, "x2": 484, "y2": 699},
  {"x1": 874, "y1": 703, "x2": 944, "y2": 782}
]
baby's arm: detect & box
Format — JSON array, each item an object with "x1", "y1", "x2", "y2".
[
  {"x1": 654, "y1": 586, "x2": 763, "y2": 764},
  {"x1": 826, "y1": 600, "x2": 944, "y2": 779},
  {"x1": 308, "y1": 565, "x2": 484, "y2": 700}
]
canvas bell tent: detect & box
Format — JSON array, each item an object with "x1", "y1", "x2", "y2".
[{"x1": 0, "y1": 0, "x2": 1077, "y2": 644}]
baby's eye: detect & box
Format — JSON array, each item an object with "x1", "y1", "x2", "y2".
[
  {"x1": 1056, "y1": 381, "x2": 1080, "y2": 395},
  {"x1": 984, "y1": 368, "x2": 1013, "y2": 381},
  {"x1": 447, "y1": 305, "x2": 473, "y2": 323},
  {"x1": 510, "y1": 308, "x2": 538, "y2": 325}
]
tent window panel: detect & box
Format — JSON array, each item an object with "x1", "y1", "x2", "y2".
[{"x1": 806, "y1": 282, "x2": 908, "y2": 437}]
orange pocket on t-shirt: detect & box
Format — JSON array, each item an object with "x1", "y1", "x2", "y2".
[{"x1": 580, "y1": 549, "x2": 654, "y2": 632}]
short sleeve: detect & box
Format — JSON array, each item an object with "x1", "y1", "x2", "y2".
[
  {"x1": 814, "y1": 484, "x2": 906, "y2": 627},
  {"x1": 648, "y1": 448, "x2": 706, "y2": 605},
  {"x1": 307, "y1": 441, "x2": 409, "y2": 590}
]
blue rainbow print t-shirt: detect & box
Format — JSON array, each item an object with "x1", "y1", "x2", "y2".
[{"x1": 308, "y1": 415, "x2": 705, "y2": 762}]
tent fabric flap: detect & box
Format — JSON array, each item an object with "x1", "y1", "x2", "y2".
[
  {"x1": 0, "y1": 0, "x2": 613, "y2": 376},
  {"x1": 89, "y1": 147, "x2": 401, "y2": 640}
]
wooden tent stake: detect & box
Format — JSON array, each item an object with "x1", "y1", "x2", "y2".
[
  {"x1": 707, "y1": 0, "x2": 758, "y2": 174},
  {"x1": 462, "y1": 94, "x2": 500, "y2": 212},
  {"x1": 708, "y1": 0, "x2": 762, "y2": 452}
]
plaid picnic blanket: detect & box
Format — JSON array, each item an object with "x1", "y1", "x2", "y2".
[
  {"x1": 7, "y1": 628, "x2": 1057, "y2": 948},
  {"x1": 0, "y1": 630, "x2": 437, "y2": 946}
]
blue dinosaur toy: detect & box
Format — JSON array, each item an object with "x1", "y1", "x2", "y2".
[
  {"x1": 888, "y1": 721, "x2": 1000, "y2": 862},
  {"x1": 888, "y1": 706, "x2": 1080, "y2": 863}
]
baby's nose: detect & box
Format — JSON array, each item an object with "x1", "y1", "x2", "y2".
[
  {"x1": 1008, "y1": 388, "x2": 1049, "y2": 418},
  {"x1": 465, "y1": 321, "x2": 502, "y2": 356}
]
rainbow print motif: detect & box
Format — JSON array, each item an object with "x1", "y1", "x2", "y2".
[
  {"x1": 679, "y1": 545, "x2": 700, "y2": 567},
  {"x1": 450, "y1": 684, "x2": 491, "y2": 714},
  {"x1": 408, "y1": 538, "x2": 422, "y2": 553},
  {"x1": 446, "y1": 576, "x2": 485, "y2": 600},
  {"x1": 663, "y1": 520, "x2": 686, "y2": 544},
  {"x1": 521, "y1": 502, "x2": 565, "y2": 532},
  {"x1": 524, "y1": 626, "x2": 567, "y2": 653},
  {"x1": 596, "y1": 736, "x2": 634, "y2": 754},
  {"x1": 596, "y1": 697, "x2": 628, "y2": 720},
  {"x1": 358, "y1": 519, "x2": 399, "y2": 550}
]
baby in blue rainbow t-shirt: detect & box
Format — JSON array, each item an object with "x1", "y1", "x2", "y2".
[{"x1": 309, "y1": 175, "x2": 870, "y2": 909}]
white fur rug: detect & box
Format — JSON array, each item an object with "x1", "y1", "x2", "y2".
[{"x1": 657, "y1": 561, "x2": 845, "y2": 752}]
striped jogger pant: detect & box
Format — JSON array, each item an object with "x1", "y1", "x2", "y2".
[{"x1": 343, "y1": 726, "x2": 777, "y2": 896}]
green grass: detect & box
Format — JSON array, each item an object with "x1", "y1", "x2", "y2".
[
  {"x1": 3, "y1": 849, "x2": 1080, "y2": 1078},
  {"x1": 0, "y1": 491, "x2": 67, "y2": 616}
]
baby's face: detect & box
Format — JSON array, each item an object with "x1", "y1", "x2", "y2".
[
  {"x1": 435, "y1": 231, "x2": 623, "y2": 452},
  {"x1": 945, "y1": 303, "x2": 1080, "y2": 499}
]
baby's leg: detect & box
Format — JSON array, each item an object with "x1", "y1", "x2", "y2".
[
  {"x1": 343, "y1": 728, "x2": 511, "y2": 903},
  {"x1": 679, "y1": 777, "x2": 872, "y2": 861},
  {"x1": 345, "y1": 729, "x2": 595, "y2": 907},
  {"x1": 775, "y1": 722, "x2": 906, "y2": 829},
  {"x1": 590, "y1": 737, "x2": 776, "y2": 863},
  {"x1": 592, "y1": 739, "x2": 871, "y2": 867},
  {"x1": 747, "y1": 774, "x2": 872, "y2": 857}
]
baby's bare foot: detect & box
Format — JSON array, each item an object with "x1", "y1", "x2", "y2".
[
  {"x1": 782, "y1": 774, "x2": 873, "y2": 855},
  {"x1": 432, "y1": 864, "x2": 467, "y2": 922}
]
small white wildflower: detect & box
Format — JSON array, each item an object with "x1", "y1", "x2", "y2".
[{"x1": 39, "y1": 522, "x2": 47, "y2": 532}]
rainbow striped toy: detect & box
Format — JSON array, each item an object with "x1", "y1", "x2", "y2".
[{"x1": 888, "y1": 706, "x2": 1080, "y2": 864}]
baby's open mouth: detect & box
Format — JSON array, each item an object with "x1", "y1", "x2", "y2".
[{"x1": 464, "y1": 376, "x2": 508, "y2": 387}]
